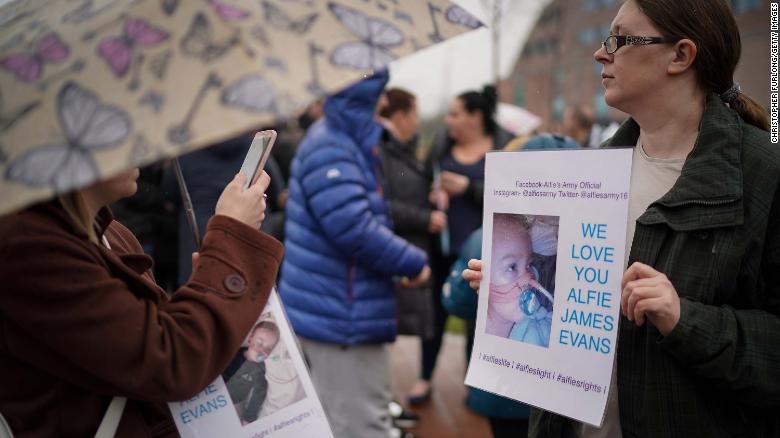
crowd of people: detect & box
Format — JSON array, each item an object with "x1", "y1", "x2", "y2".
[{"x1": 1, "y1": 0, "x2": 777, "y2": 437}]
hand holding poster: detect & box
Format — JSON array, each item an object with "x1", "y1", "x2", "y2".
[
  {"x1": 169, "y1": 289, "x2": 333, "y2": 438},
  {"x1": 465, "y1": 148, "x2": 632, "y2": 426}
]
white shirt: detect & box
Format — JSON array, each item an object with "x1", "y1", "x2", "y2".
[{"x1": 579, "y1": 140, "x2": 684, "y2": 438}]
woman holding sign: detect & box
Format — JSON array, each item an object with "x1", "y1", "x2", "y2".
[{"x1": 465, "y1": 0, "x2": 780, "y2": 436}]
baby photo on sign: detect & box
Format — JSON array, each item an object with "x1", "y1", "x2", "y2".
[
  {"x1": 223, "y1": 312, "x2": 306, "y2": 426},
  {"x1": 487, "y1": 213, "x2": 558, "y2": 348}
]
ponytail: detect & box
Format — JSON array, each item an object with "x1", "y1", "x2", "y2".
[
  {"x1": 458, "y1": 85, "x2": 498, "y2": 135},
  {"x1": 729, "y1": 93, "x2": 769, "y2": 132}
]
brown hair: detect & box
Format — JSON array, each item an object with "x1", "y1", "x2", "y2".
[
  {"x1": 379, "y1": 88, "x2": 416, "y2": 119},
  {"x1": 58, "y1": 192, "x2": 98, "y2": 243},
  {"x1": 633, "y1": 0, "x2": 768, "y2": 131}
]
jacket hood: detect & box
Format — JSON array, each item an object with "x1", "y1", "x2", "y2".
[{"x1": 324, "y1": 69, "x2": 389, "y2": 154}]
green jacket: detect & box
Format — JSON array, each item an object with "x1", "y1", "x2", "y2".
[{"x1": 530, "y1": 94, "x2": 780, "y2": 437}]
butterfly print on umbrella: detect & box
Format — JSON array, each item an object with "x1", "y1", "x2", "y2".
[
  {"x1": 221, "y1": 74, "x2": 279, "y2": 114},
  {"x1": 265, "y1": 56, "x2": 287, "y2": 73},
  {"x1": 208, "y1": 0, "x2": 250, "y2": 22},
  {"x1": 445, "y1": 5, "x2": 481, "y2": 29},
  {"x1": 129, "y1": 133, "x2": 168, "y2": 166},
  {"x1": 393, "y1": 10, "x2": 413, "y2": 25},
  {"x1": 148, "y1": 49, "x2": 172, "y2": 80},
  {"x1": 327, "y1": 2, "x2": 403, "y2": 71},
  {"x1": 139, "y1": 89, "x2": 164, "y2": 112},
  {"x1": 279, "y1": 0, "x2": 316, "y2": 5},
  {"x1": 0, "y1": 88, "x2": 40, "y2": 132},
  {"x1": 262, "y1": 1, "x2": 319, "y2": 34},
  {"x1": 0, "y1": 6, "x2": 32, "y2": 30},
  {"x1": 62, "y1": 0, "x2": 123, "y2": 25},
  {"x1": 427, "y1": 2, "x2": 444, "y2": 43},
  {"x1": 126, "y1": 53, "x2": 146, "y2": 90},
  {"x1": 306, "y1": 42, "x2": 326, "y2": 96},
  {"x1": 0, "y1": 33, "x2": 70, "y2": 83},
  {"x1": 98, "y1": 17, "x2": 169, "y2": 77},
  {"x1": 161, "y1": 0, "x2": 179, "y2": 16},
  {"x1": 35, "y1": 59, "x2": 85, "y2": 91},
  {"x1": 206, "y1": 0, "x2": 255, "y2": 56},
  {"x1": 409, "y1": 36, "x2": 424, "y2": 51},
  {"x1": 180, "y1": 12, "x2": 242, "y2": 62},
  {"x1": 249, "y1": 25, "x2": 271, "y2": 47},
  {"x1": 5, "y1": 81, "x2": 132, "y2": 191},
  {"x1": 26, "y1": 19, "x2": 48, "y2": 34},
  {"x1": 427, "y1": 3, "x2": 480, "y2": 44},
  {"x1": 168, "y1": 73, "x2": 222, "y2": 144},
  {"x1": 0, "y1": 33, "x2": 25, "y2": 54}
]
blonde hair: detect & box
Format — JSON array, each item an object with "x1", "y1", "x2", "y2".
[{"x1": 58, "y1": 191, "x2": 99, "y2": 243}]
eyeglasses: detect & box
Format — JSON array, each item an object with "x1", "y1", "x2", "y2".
[{"x1": 601, "y1": 35, "x2": 675, "y2": 54}]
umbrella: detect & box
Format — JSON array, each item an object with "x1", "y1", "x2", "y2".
[
  {"x1": 389, "y1": 0, "x2": 550, "y2": 118},
  {"x1": 0, "y1": 0, "x2": 480, "y2": 215}
]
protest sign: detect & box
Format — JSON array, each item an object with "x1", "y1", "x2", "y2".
[
  {"x1": 169, "y1": 289, "x2": 333, "y2": 438},
  {"x1": 465, "y1": 148, "x2": 632, "y2": 426}
]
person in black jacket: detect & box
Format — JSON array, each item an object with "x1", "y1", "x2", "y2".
[
  {"x1": 406, "y1": 86, "x2": 513, "y2": 405},
  {"x1": 378, "y1": 88, "x2": 445, "y2": 341}
]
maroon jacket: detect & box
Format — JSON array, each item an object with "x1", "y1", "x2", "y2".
[{"x1": 0, "y1": 201, "x2": 284, "y2": 437}]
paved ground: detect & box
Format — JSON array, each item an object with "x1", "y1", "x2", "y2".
[{"x1": 390, "y1": 334, "x2": 492, "y2": 438}]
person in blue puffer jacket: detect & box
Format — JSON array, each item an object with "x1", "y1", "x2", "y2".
[{"x1": 279, "y1": 69, "x2": 430, "y2": 438}]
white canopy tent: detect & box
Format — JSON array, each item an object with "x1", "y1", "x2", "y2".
[{"x1": 388, "y1": 0, "x2": 551, "y2": 119}]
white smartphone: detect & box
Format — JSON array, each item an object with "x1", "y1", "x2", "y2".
[{"x1": 239, "y1": 130, "x2": 277, "y2": 190}]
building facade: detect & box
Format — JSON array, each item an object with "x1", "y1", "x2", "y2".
[{"x1": 500, "y1": 0, "x2": 768, "y2": 131}]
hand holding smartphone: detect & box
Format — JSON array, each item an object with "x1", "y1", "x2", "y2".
[{"x1": 239, "y1": 130, "x2": 277, "y2": 190}]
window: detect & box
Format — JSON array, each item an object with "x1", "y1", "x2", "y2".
[
  {"x1": 554, "y1": 67, "x2": 565, "y2": 86},
  {"x1": 581, "y1": 0, "x2": 598, "y2": 12},
  {"x1": 522, "y1": 38, "x2": 558, "y2": 57},
  {"x1": 731, "y1": 0, "x2": 761, "y2": 13},
  {"x1": 579, "y1": 28, "x2": 597, "y2": 46},
  {"x1": 546, "y1": 38, "x2": 559, "y2": 55},
  {"x1": 583, "y1": 0, "x2": 618, "y2": 12},
  {"x1": 513, "y1": 80, "x2": 527, "y2": 107},
  {"x1": 553, "y1": 96, "x2": 566, "y2": 120}
]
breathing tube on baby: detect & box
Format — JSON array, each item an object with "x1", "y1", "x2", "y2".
[
  {"x1": 250, "y1": 339, "x2": 269, "y2": 362},
  {"x1": 489, "y1": 265, "x2": 554, "y2": 316}
]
